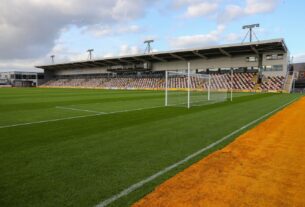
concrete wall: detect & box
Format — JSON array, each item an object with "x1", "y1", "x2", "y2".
[
  {"x1": 48, "y1": 67, "x2": 109, "y2": 76},
  {"x1": 261, "y1": 51, "x2": 288, "y2": 77},
  {"x1": 0, "y1": 72, "x2": 11, "y2": 79},
  {"x1": 0, "y1": 71, "x2": 44, "y2": 86},
  {"x1": 152, "y1": 55, "x2": 259, "y2": 71},
  {"x1": 153, "y1": 52, "x2": 288, "y2": 77},
  {"x1": 292, "y1": 63, "x2": 305, "y2": 72},
  {"x1": 44, "y1": 51, "x2": 288, "y2": 77}
]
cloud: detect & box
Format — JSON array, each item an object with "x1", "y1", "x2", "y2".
[
  {"x1": 0, "y1": 0, "x2": 285, "y2": 72},
  {"x1": 0, "y1": 59, "x2": 44, "y2": 72},
  {"x1": 218, "y1": 0, "x2": 281, "y2": 23},
  {"x1": 173, "y1": 0, "x2": 280, "y2": 23},
  {"x1": 84, "y1": 24, "x2": 141, "y2": 37},
  {"x1": 294, "y1": 53, "x2": 305, "y2": 64},
  {"x1": 100, "y1": 44, "x2": 143, "y2": 58},
  {"x1": 226, "y1": 33, "x2": 243, "y2": 42},
  {"x1": 0, "y1": 0, "x2": 157, "y2": 60},
  {"x1": 244, "y1": 0, "x2": 281, "y2": 14},
  {"x1": 173, "y1": 0, "x2": 220, "y2": 18},
  {"x1": 46, "y1": 42, "x2": 88, "y2": 63},
  {"x1": 218, "y1": 5, "x2": 244, "y2": 23},
  {"x1": 119, "y1": 45, "x2": 142, "y2": 56},
  {"x1": 184, "y1": 2, "x2": 218, "y2": 18},
  {"x1": 169, "y1": 25, "x2": 225, "y2": 49}
]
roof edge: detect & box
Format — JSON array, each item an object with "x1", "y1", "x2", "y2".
[{"x1": 36, "y1": 38, "x2": 287, "y2": 68}]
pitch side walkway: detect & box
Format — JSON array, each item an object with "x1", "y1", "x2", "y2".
[{"x1": 133, "y1": 97, "x2": 305, "y2": 207}]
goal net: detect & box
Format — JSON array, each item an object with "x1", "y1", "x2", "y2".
[{"x1": 165, "y1": 70, "x2": 232, "y2": 108}]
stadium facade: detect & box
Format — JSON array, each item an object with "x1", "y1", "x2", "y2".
[
  {"x1": 291, "y1": 63, "x2": 305, "y2": 91},
  {"x1": 0, "y1": 71, "x2": 44, "y2": 87},
  {"x1": 36, "y1": 39, "x2": 293, "y2": 92}
]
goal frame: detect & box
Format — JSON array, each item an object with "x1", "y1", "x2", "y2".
[{"x1": 165, "y1": 62, "x2": 233, "y2": 108}]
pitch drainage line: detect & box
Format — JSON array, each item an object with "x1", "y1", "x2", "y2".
[{"x1": 95, "y1": 97, "x2": 299, "y2": 207}]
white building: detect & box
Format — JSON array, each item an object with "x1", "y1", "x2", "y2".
[{"x1": 0, "y1": 71, "x2": 44, "y2": 87}]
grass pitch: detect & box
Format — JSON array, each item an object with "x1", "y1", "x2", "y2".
[{"x1": 0, "y1": 88, "x2": 300, "y2": 207}]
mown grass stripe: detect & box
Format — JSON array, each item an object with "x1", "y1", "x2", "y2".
[{"x1": 95, "y1": 97, "x2": 298, "y2": 207}]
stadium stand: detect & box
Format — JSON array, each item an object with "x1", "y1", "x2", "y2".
[
  {"x1": 41, "y1": 72, "x2": 286, "y2": 92},
  {"x1": 260, "y1": 76, "x2": 285, "y2": 91}
]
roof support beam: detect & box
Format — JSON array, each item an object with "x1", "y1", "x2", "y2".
[
  {"x1": 281, "y1": 40, "x2": 288, "y2": 53},
  {"x1": 169, "y1": 53, "x2": 185, "y2": 61},
  {"x1": 119, "y1": 59, "x2": 134, "y2": 64},
  {"x1": 250, "y1": 46, "x2": 259, "y2": 55},
  {"x1": 219, "y1": 48, "x2": 232, "y2": 57},
  {"x1": 103, "y1": 60, "x2": 118, "y2": 65},
  {"x1": 150, "y1": 55, "x2": 167, "y2": 62},
  {"x1": 94, "y1": 62, "x2": 107, "y2": 67},
  {"x1": 192, "y1": 51, "x2": 207, "y2": 59},
  {"x1": 132, "y1": 57, "x2": 147, "y2": 62},
  {"x1": 75, "y1": 63, "x2": 96, "y2": 68},
  {"x1": 52, "y1": 65, "x2": 71, "y2": 70}
]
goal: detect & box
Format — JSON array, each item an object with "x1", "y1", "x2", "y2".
[{"x1": 165, "y1": 64, "x2": 232, "y2": 108}]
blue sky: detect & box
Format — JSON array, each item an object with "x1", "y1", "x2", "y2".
[{"x1": 0, "y1": 0, "x2": 304, "y2": 72}]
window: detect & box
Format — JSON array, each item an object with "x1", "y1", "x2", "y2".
[
  {"x1": 272, "y1": 65, "x2": 283, "y2": 71},
  {"x1": 246, "y1": 56, "x2": 257, "y2": 62},
  {"x1": 277, "y1": 54, "x2": 284, "y2": 59},
  {"x1": 264, "y1": 65, "x2": 283, "y2": 71},
  {"x1": 266, "y1": 54, "x2": 284, "y2": 60}
]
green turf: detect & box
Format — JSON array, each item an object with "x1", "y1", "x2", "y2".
[{"x1": 0, "y1": 88, "x2": 300, "y2": 207}]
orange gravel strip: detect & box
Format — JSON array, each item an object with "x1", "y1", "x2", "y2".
[{"x1": 133, "y1": 97, "x2": 305, "y2": 207}]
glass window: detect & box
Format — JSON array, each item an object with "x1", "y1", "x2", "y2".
[
  {"x1": 271, "y1": 54, "x2": 277, "y2": 59},
  {"x1": 265, "y1": 66, "x2": 272, "y2": 71},
  {"x1": 278, "y1": 54, "x2": 284, "y2": 59},
  {"x1": 264, "y1": 65, "x2": 283, "y2": 71},
  {"x1": 266, "y1": 54, "x2": 284, "y2": 60},
  {"x1": 246, "y1": 56, "x2": 257, "y2": 62},
  {"x1": 272, "y1": 65, "x2": 283, "y2": 71}
]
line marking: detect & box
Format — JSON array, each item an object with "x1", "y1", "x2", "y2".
[
  {"x1": 0, "y1": 114, "x2": 99, "y2": 129},
  {"x1": 0, "y1": 92, "x2": 256, "y2": 129},
  {"x1": 0, "y1": 105, "x2": 163, "y2": 129},
  {"x1": 107, "y1": 106, "x2": 162, "y2": 114},
  {"x1": 56, "y1": 106, "x2": 106, "y2": 114},
  {"x1": 94, "y1": 97, "x2": 299, "y2": 207}
]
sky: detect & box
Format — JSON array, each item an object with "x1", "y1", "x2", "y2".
[{"x1": 0, "y1": 0, "x2": 305, "y2": 72}]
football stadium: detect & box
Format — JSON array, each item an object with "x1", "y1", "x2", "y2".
[
  {"x1": 1, "y1": 36, "x2": 305, "y2": 207},
  {"x1": 1, "y1": 2, "x2": 305, "y2": 207}
]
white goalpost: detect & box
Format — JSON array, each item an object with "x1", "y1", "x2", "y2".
[{"x1": 165, "y1": 62, "x2": 233, "y2": 108}]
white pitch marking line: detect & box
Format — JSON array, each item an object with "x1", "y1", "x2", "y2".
[
  {"x1": 107, "y1": 106, "x2": 162, "y2": 114},
  {"x1": 94, "y1": 97, "x2": 299, "y2": 207},
  {"x1": 0, "y1": 114, "x2": 98, "y2": 129},
  {"x1": 0, "y1": 105, "x2": 163, "y2": 129},
  {"x1": 55, "y1": 106, "x2": 106, "y2": 114}
]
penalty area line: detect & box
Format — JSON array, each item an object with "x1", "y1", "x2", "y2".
[
  {"x1": 0, "y1": 114, "x2": 99, "y2": 129},
  {"x1": 0, "y1": 105, "x2": 163, "y2": 129},
  {"x1": 94, "y1": 97, "x2": 299, "y2": 207},
  {"x1": 55, "y1": 106, "x2": 106, "y2": 114}
]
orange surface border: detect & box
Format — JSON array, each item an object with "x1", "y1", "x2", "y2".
[{"x1": 133, "y1": 97, "x2": 305, "y2": 207}]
